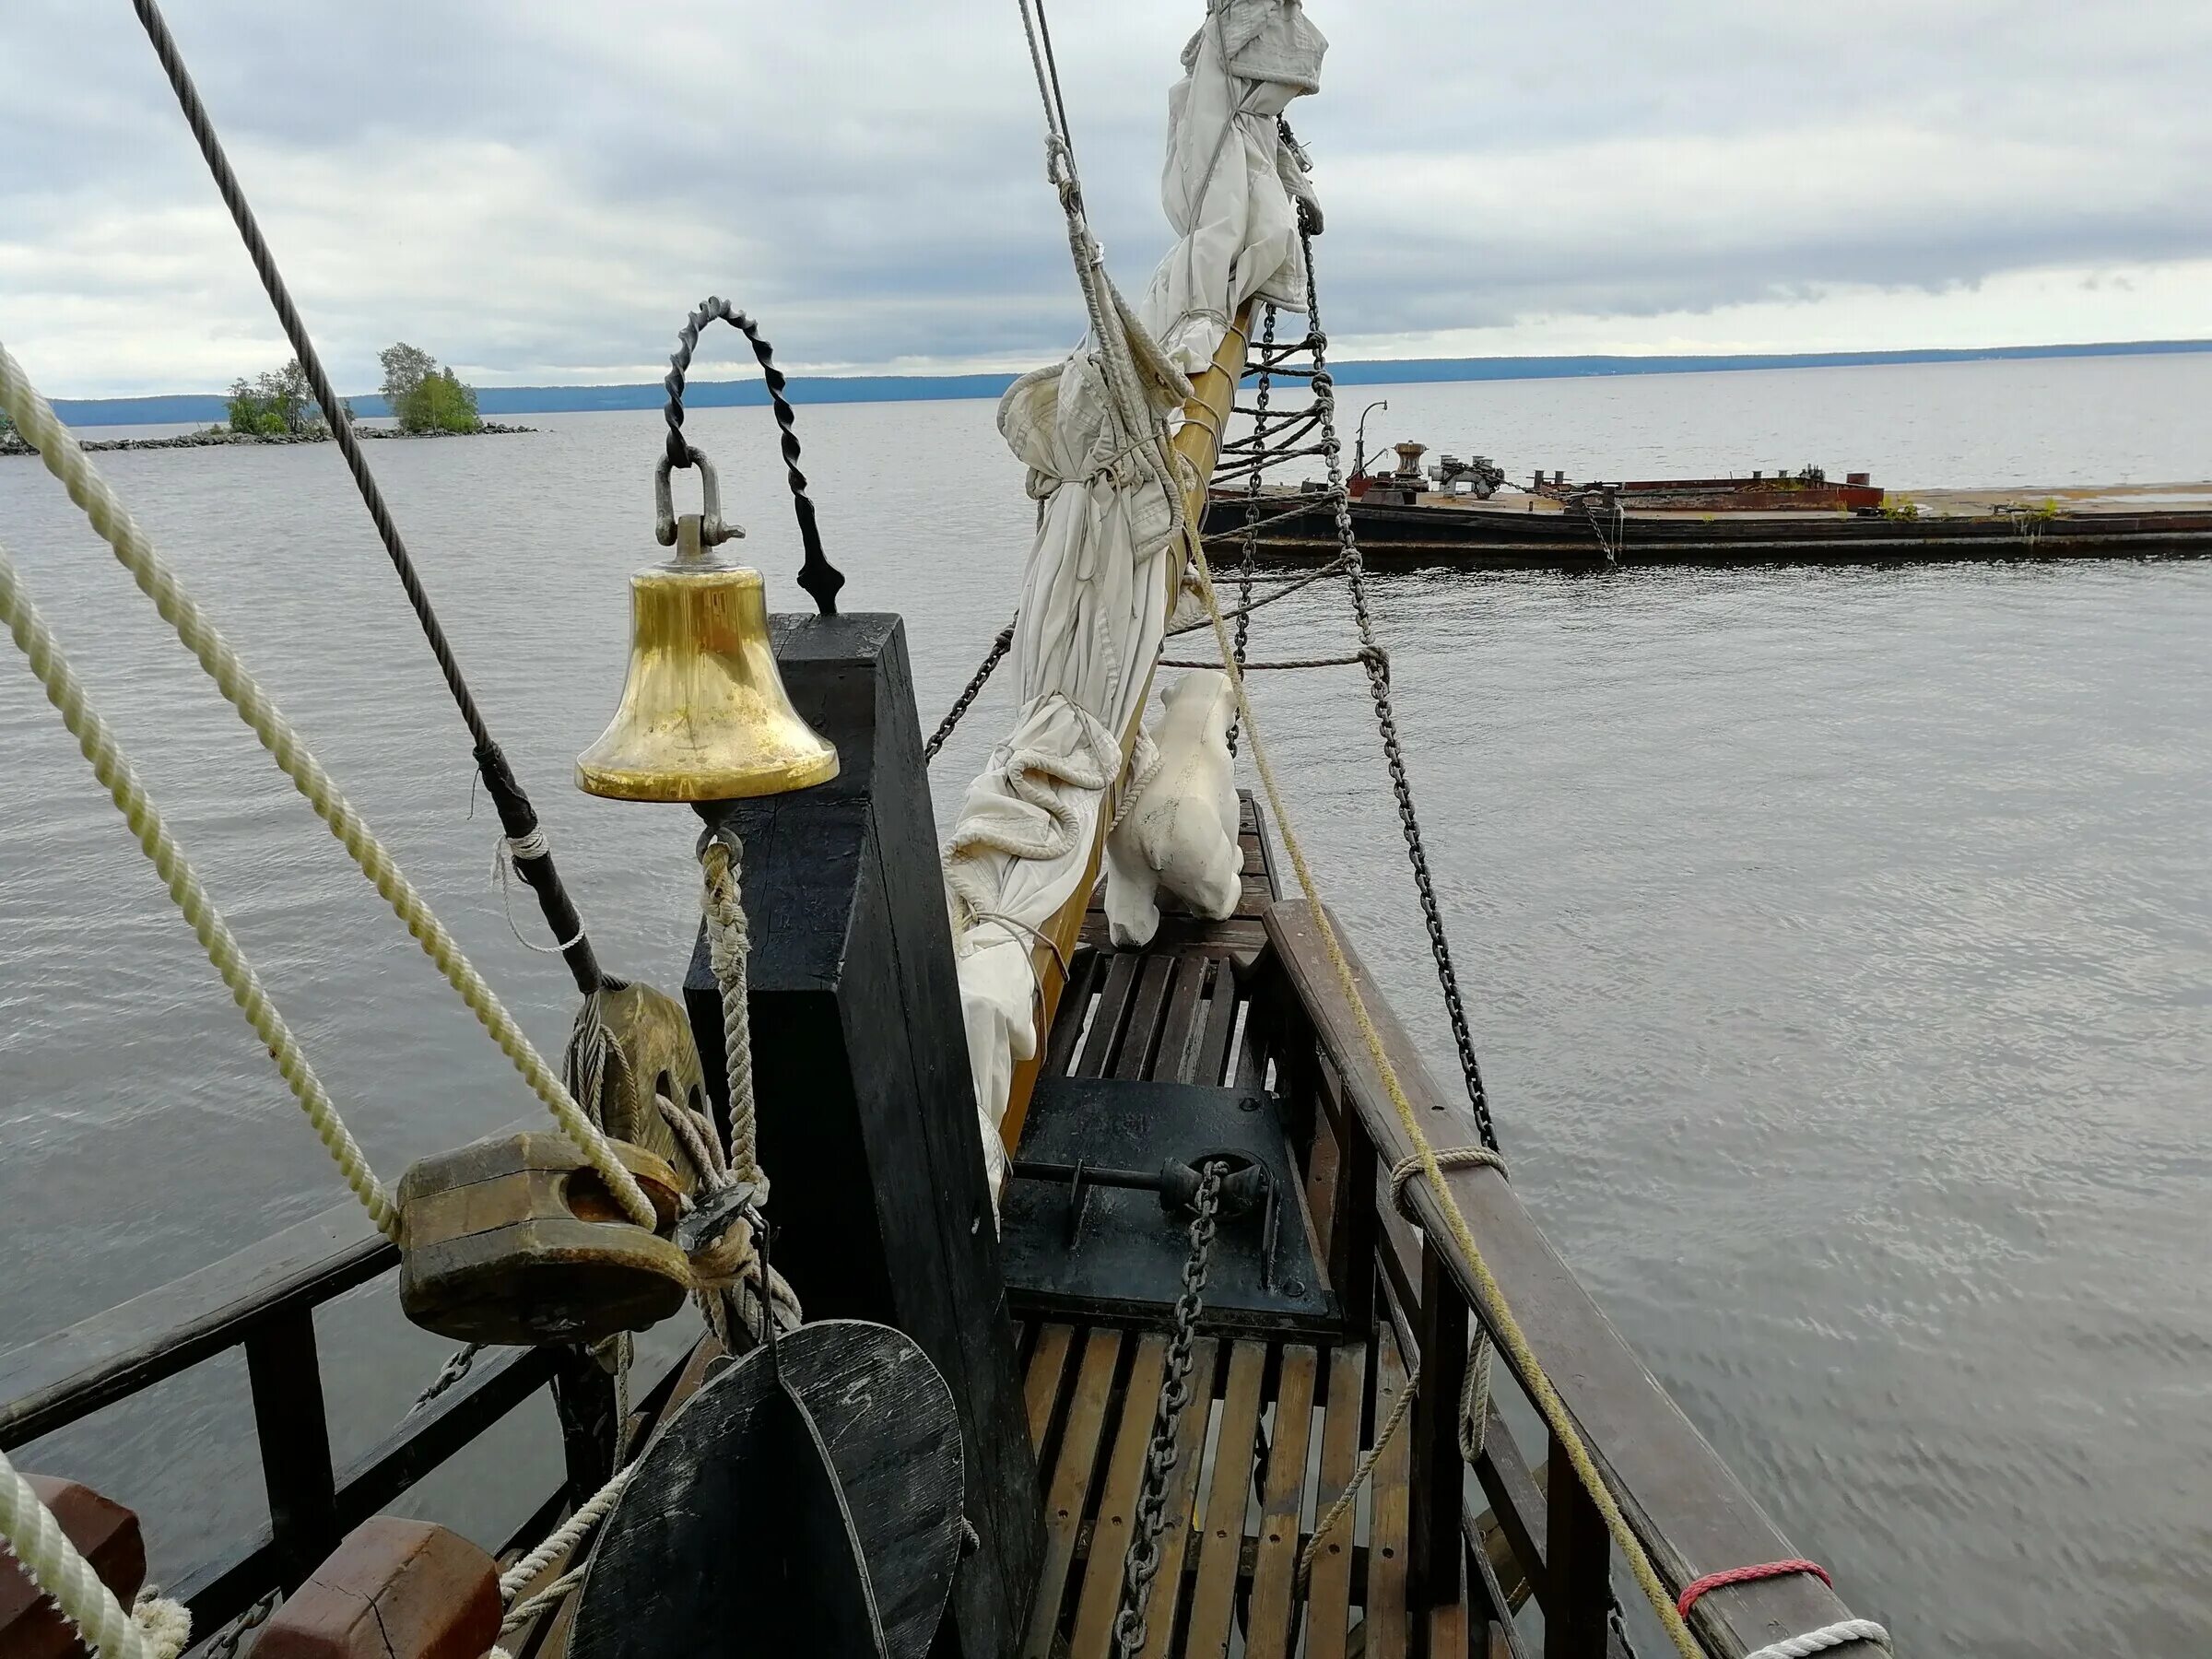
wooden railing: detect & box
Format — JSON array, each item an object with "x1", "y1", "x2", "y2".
[
  {"x1": 1255, "y1": 899, "x2": 1880, "y2": 1659},
  {"x1": 0, "y1": 1194, "x2": 684, "y2": 1641}
]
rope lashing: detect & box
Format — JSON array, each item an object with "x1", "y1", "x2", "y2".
[
  {"x1": 1295, "y1": 1364, "x2": 1418, "y2": 1591},
  {"x1": 0, "y1": 1447, "x2": 168, "y2": 1659},
  {"x1": 494, "y1": 829, "x2": 586, "y2": 955},
  {"x1": 0, "y1": 537, "x2": 399, "y2": 1240},
  {"x1": 1387, "y1": 1146, "x2": 1507, "y2": 1220},
  {"x1": 1159, "y1": 649, "x2": 1374, "y2": 672},
  {"x1": 1676, "y1": 1560, "x2": 1851, "y2": 1619},
  {"x1": 127, "y1": 0, "x2": 603, "y2": 997},
  {"x1": 1745, "y1": 1622, "x2": 1891, "y2": 1659},
  {"x1": 1182, "y1": 541, "x2": 1712, "y2": 1659},
  {"x1": 0, "y1": 344, "x2": 658, "y2": 1236}
]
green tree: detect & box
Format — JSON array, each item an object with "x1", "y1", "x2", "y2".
[
  {"x1": 226, "y1": 359, "x2": 322, "y2": 436},
  {"x1": 378, "y1": 341, "x2": 436, "y2": 417}
]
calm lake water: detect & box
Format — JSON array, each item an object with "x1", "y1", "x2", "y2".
[{"x1": 4, "y1": 352, "x2": 2209, "y2": 1654}]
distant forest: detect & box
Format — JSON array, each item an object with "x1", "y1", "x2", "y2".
[{"x1": 52, "y1": 337, "x2": 2211, "y2": 429}]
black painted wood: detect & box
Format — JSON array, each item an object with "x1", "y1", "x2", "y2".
[
  {"x1": 1411, "y1": 1244, "x2": 1470, "y2": 1614},
  {"x1": 1544, "y1": 1430, "x2": 1612, "y2": 1659},
  {"x1": 683, "y1": 614, "x2": 1041, "y2": 1659},
  {"x1": 572, "y1": 1321, "x2": 960, "y2": 1659},
  {"x1": 242, "y1": 1310, "x2": 340, "y2": 1586}
]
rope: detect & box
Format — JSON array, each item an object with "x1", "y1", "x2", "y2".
[
  {"x1": 494, "y1": 830, "x2": 585, "y2": 955},
  {"x1": 1388, "y1": 1147, "x2": 1507, "y2": 1220},
  {"x1": 0, "y1": 346, "x2": 658, "y2": 1235},
  {"x1": 1744, "y1": 1621, "x2": 1891, "y2": 1659},
  {"x1": 1182, "y1": 542, "x2": 1712, "y2": 1659},
  {"x1": 1677, "y1": 1559, "x2": 1832, "y2": 1618},
  {"x1": 126, "y1": 0, "x2": 601, "y2": 999},
  {"x1": 1164, "y1": 554, "x2": 1347, "y2": 636},
  {"x1": 0, "y1": 536, "x2": 398, "y2": 1240},
  {"x1": 129, "y1": 1591, "x2": 191, "y2": 1659},
  {"x1": 0, "y1": 1448, "x2": 151, "y2": 1659},
  {"x1": 1296, "y1": 1363, "x2": 1418, "y2": 1591},
  {"x1": 698, "y1": 833, "x2": 762, "y2": 1194},
  {"x1": 500, "y1": 1569, "x2": 585, "y2": 1636}
]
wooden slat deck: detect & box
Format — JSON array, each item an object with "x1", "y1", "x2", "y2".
[{"x1": 1019, "y1": 793, "x2": 1485, "y2": 1659}]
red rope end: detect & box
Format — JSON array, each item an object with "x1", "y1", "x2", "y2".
[{"x1": 1677, "y1": 1558, "x2": 1833, "y2": 1619}]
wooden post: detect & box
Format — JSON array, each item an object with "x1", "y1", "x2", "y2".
[
  {"x1": 1411, "y1": 1241, "x2": 1469, "y2": 1621},
  {"x1": 685, "y1": 613, "x2": 1041, "y2": 1659},
  {"x1": 995, "y1": 302, "x2": 1257, "y2": 1148},
  {"x1": 1544, "y1": 1431, "x2": 1613, "y2": 1659},
  {"x1": 243, "y1": 1310, "x2": 339, "y2": 1586}
]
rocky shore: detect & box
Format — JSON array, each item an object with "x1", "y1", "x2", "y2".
[{"x1": 0, "y1": 422, "x2": 534, "y2": 457}]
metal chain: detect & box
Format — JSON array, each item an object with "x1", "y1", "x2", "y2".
[
  {"x1": 1112, "y1": 1160, "x2": 1226, "y2": 1658},
  {"x1": 1228, "y1": 305, "x2": 1278, "y2": 756},
  {"x1": 201, "y1": 1589, "x2": 279, "y2": 1659},
  {"x1": 663, "y1": 296, "x2": 845, "y2": 616},
  {"x1": 1295, "y1": 218, "x2": 1500, "y2": 1152},
  {"x1": 923, "y1": 619, "x2": 1018, "y2": 763}
]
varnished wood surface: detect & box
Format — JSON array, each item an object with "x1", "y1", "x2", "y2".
[{"x1": 1016, "y1": 796, "x2": 1500, "y2": 1659}]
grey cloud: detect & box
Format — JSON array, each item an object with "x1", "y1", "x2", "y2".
[{"x1": 3, "y1": 0, "x2": 2206, "y2": 396}]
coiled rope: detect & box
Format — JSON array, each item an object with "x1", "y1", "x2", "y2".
[
  {"x1": 1182, "y1": 538, "x2": 1714, "y2": 1659},
  {"x1": 0, "y1": 341, "x2": 656, "y2": 1235},
  {"x1": 0, "y1": 537, "x2": 397, "y2": 1238}
]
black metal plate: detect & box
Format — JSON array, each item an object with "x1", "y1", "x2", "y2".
[{"x1": 1001, "y1": 1078, "x2": 1339, "y2": 1336}]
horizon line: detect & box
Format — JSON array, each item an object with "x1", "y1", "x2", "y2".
[{"x1": 50, "y1": 335, "x2": 2212, "y2": 426}]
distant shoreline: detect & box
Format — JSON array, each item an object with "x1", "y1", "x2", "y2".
[
  {"x1": 0, "y1": 421, "x2": 534, "y2": 456},
  {"x1": 39, "y1": 338, "x2": 2212, "y2": 429}
]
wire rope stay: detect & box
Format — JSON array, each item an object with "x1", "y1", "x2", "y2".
[{"x1": 125, "y1": 0, "x2": 605, "y2": 995}]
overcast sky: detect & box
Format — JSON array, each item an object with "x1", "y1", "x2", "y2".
[{"x1": 5, "y1": 1, "x2": 2209, "y2": 398}]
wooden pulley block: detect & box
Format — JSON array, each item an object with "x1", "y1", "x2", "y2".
[
  {"x1": 0, "y1": 1477, "x2": 144, "y2": 1659},
  {"x1": 252, "y1": 1517, "x2": 499, "y2": 1659},
  {"x1": 396, "y1": 1131, "x2": 690, "y2": 1346},
  {"x1": 569, "y1": 980, "x2": 713, "y2": 1186},
  {"x1": 570, "y1": 1320, "x2": 967, "y2": 1659}
]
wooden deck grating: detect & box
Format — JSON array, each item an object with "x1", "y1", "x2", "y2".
[{"x1": 1014, "y1": 794, "x2": 1477, "y2": 1659}]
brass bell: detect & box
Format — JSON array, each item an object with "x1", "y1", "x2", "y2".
[{"x1": 577, "y1": 452, "x2": 838, "y2": 803}]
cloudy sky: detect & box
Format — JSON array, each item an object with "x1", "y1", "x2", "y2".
[{"x1": 5, "y1": 0, "x2": 2208, "y2": 398}]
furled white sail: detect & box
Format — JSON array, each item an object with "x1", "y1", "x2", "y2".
[{"x1": 944, "y1": 0, "x2": 1327, "y2": 1178}]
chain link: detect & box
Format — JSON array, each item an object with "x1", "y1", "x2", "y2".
[
  {"x1": 1292, "y1": 218, "x2": 1498, "y2": 1151},
  {"x1": 1112, "y1": 1160, "x2": 1226, "y2": 1658},
  {"x1": 923, "y1": 620, "x2": 1018, "y2": 764},
  {"x1": 1227, "y1": 305, "x2": 1278, "y2": 756}
]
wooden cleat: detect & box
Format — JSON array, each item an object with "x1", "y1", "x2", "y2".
[
  {"x1": 0, "y1": 1477, "x2": 146, "y2": 1659},
  {"x1": 253, "y1": 1517, "x2": 498, "y2": 1659}
]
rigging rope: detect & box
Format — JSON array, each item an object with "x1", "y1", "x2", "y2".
[
  {"x1": 0, "y1": 344, "x2": 657, "y2": 1236},
  {"x1": 1182, "y1": 538, "x2": 1712, "y2": 1659},
  {"x1": 125, "y1": 0, "x2": 604, "y2": 995},
  {"x1": 0, "y1": 1448, "x2": 169, "y2": 1659},
  {"x1": 0, "y1": 536, "x2": 398, "y2": 1240}
]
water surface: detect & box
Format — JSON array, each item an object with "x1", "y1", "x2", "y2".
[{"x1": 3, "y1": 352, "x2": 2208, "y2": 1653}]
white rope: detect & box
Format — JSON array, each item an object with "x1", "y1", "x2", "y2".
[
  {"x1": 0, "y1": 536, "x2": 399, "y2": 1239},
  {"x1": 499, "y1": 1465, "x2": 635, "y2": 1603},
  {"x1": 493, "y1": 830, "x2": 583, "y2": 955},
  {"x1": 1743, "y1": 1620, "x2": 1891, "y2": 1659},
  {"x1": 699, "y1": 836, "x2": 761, "y2": 1193},
  {"x1": 499, "y1": 1567, "x2": 585, "y2": 1635},
  {"x1": 128, "y1": 1590, "x2": 191, "y2": 1659},
  {"x1": 0, "y1": 340, "x2": 656, "y2": 1234},
  {"x1": 0, "y1": 1448, "x2": 150, "y2": 1659}
]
